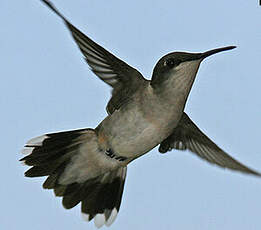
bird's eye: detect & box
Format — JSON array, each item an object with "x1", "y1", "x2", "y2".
[{"x1": 165, "y1": 58, "x2": 181, "y2": 68}]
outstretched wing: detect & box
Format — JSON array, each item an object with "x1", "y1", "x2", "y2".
[
  {"x1": 159, "y1": 113, "x2": 261, "y2": 177},
  {"x1": 41, "y1": 0, "x2": 145, "y2": 114}
]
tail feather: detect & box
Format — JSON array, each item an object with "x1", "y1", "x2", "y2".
[
  {"x1": 62, "y1": 183, "x2": 86, "y2": 209},
  {"x1": 21, "y1": 128, "x2": 127, "y2": 228},
  {"x1": 42, "y1": 172, "x2": 60, "y2": 189},
  {"x1": 22, "y1": 144, "x2": 78, "y2": 166},
  {"x1": 80, "y1": 167, "x2": 126, "y2": 226}
]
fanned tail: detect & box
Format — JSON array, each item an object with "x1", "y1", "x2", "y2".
[{"x1": 20, "y1": 128, "x2": 127, "y2": 228}]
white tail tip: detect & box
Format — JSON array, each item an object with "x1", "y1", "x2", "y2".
[
  {"x1": 81, "y1": 213, "x2": 90, "y2": 222},
  {"x1": 21, "y1": 147, "x2": 34, "y2": 155},
  {"x1": 26, "y1": 135, "x2": 48, "y2": 146},
  {"x1": 94, "y1": 213, "x2": 106, "y2": 228},
  {"x1": 105, "y1": 208, "x2": 118, "y2": 227}
]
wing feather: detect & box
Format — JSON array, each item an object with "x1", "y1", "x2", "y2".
[
  {"x1": 159, "y1": 113, "x2": 261, "y2": 177},
  {"x1": 41, "y1": 0, "x2": 145, "y2": 114}
]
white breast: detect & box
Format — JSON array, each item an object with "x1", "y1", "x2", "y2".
[{"x1": 97, "y1": 85, "x2": 184, "y2": 159}]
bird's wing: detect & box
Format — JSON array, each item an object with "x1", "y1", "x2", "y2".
[
  {"x1": 159, "y1": 112, "x2": 261, "y2": 177},
  {"x1": 41, "y1": 0, "x2": 145, "y2": 114}
]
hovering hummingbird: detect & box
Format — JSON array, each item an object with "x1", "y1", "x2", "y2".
[{"x1": 21, "y1": 0, "x2": 260, "y2": 228}]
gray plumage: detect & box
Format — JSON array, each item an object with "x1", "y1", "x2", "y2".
[{"x1": 21, "y1": 0, "x2": 260, "y2": 228}]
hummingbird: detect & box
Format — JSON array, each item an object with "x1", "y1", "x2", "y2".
[{"x1": 21, "y1": 0, "x2": 260, "y2": 228}]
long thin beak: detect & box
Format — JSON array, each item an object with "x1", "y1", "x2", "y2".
[{"x1": 200, "y1": 46, "x2": 236, "y2": 59}]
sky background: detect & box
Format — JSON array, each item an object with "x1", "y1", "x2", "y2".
[{"x1": 1, "y1": 0, "x2": 261, "y2": 229}]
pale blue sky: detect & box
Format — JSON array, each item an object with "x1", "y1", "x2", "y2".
[{"x1": 1, "y1": 0, "x2": 261, "y2": 229}]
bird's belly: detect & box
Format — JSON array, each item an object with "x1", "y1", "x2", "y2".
[{"x1": 97, "y1": 106, "x2": 178, "y2": 159}]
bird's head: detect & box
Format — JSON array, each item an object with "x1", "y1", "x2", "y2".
[{"x1": 151, "y1": 46, "x2": 236, "y2": 91}]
